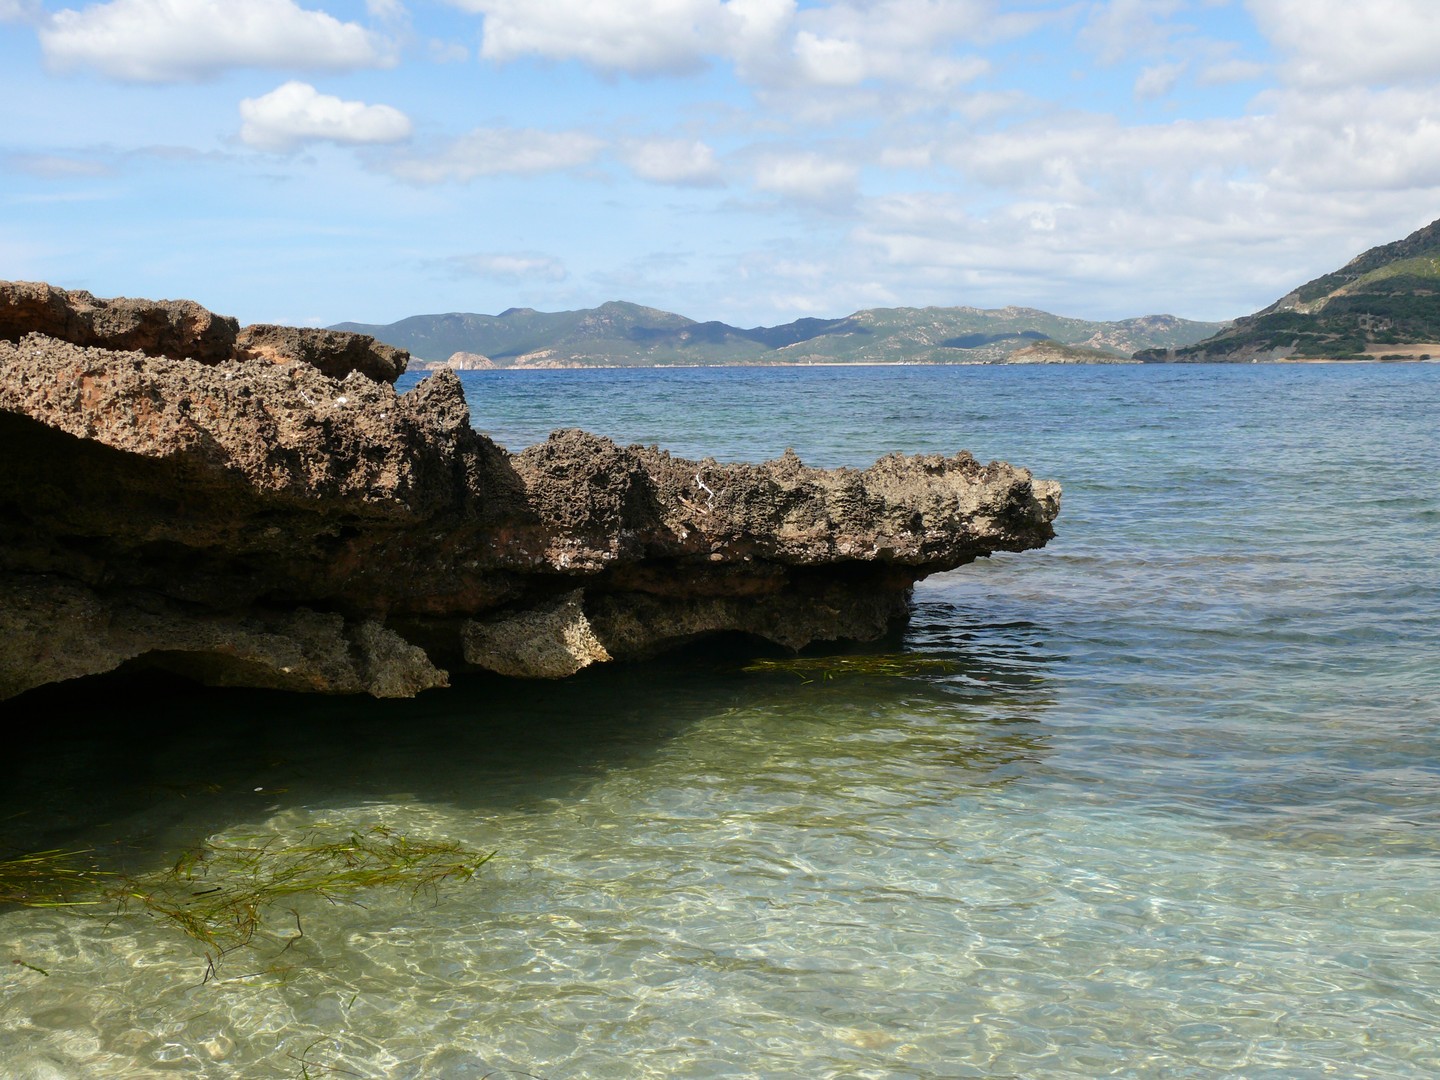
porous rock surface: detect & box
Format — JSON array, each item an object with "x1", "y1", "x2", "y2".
[
  {"x1": 0, "y1": 284, "x2": 1060, "y2": 699},
  {"x1": 236, "y1": 323, "x2": 408, "y2": 383}
]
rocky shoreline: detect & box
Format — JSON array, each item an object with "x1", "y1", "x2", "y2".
[{"x1": 1, "y1": 282, "x2": 1060, "y2": 700}]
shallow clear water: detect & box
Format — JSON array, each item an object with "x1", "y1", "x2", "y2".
[{"x1": 4, "y1": 364, "x2": 1439, "y2": 1078}]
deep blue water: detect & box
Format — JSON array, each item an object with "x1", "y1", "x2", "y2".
[{"x1": 4, "y1": 363, "x2": 1438, "y2": 1078}]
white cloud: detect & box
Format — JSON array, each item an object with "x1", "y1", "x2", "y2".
[
  {"x1": 879, "y1": 144, "x2": 934, "y2": 170},
  {"x1": 795, "y1": 0, "x2": 997, "y2": 51},
  {"x1": 239, "y1": 81, "x2": 412, "y2": 153},
  {"x1": 452, "y1": 0, "x2": 1017, "y2": 104},
  {"x1": 844, "y1": 70, "x2": 1440, "y2": 320},
  {"x1": 793, "y1": 31, "x2": 866, "y2": 86},
  {"x1": 1079, "y1": 0, "x2": 1187, "y2": 64},
  {"x1": 847, "y1": 183, "x2": 1423, "y2": 321},
  {"x1": 430, "y1": 252, "x2": 568, "y2": 281},
  {"x1": 721, "y1": 0, "x2": 795, "y2": 73},
  {"x1": 429, "y1": 38, "x2": 470, "y2": 63},
  {"x1": 1249, "y1": 0, "x2": 1440, "y2": 87},
  {"x1": 39, "y1": 0, "x2": 393, "y2": 82},
  {"x1": 1196, "y1": 57, "x2": 1266, "y2": 85},
  {"x1": 385, "y1": 128, "x2": 605, "y2": 183},
  {"x1": 463, "y1": 0, "x2": 720, "y2": 74},
  {"x1": 1134, "y1": 61, "x2": 1185, "y2": 100},
  {"x1": 949, "y1": 114, "x2": 1262, "y2": 201},
  {"x1": 1257, "y1": 86, "x2": 1440, "y2": 193},
  {"x1": 622, "y1": 139, "x2": 723, "y2": 185},
  {"x1": 782, "y1": 0, "x2": 1001, "y2": 96},
  {"x1": 1, "y1": 0, "x2": 42, "y2": 22},
  {"x1": 4, "y1": 152, "x2": 114, "y2": 177},
  {"x1": 752, "y1": 151, "x2": 857, "y2": 201}
]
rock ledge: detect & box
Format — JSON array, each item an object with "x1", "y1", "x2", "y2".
[{"x1": 0, "y1": 283, "x2": 1060, "y2": 698}]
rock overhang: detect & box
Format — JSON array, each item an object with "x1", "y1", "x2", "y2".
[{"x1": 0, "y1": 282, "x2": 1060, "y2": 698}]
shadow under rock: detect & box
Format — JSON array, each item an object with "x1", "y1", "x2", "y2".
[{"x1": 4, "y1": 608, "x2": 1059, "y2": 864}]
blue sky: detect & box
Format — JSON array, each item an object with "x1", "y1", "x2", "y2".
[{"x1": 3, "y1": 0, "x2": 1439, "y2": 328}]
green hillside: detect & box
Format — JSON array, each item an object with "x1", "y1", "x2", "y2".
[
  {"x1": 334, "y1": 303, "x2": 1224, "y2": 367},
  {"x1": 1145, "y1": 217, "x2": 1440, "y2": 362}
]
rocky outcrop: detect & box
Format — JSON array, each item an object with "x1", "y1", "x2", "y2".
[
  {"x1": 0, "y1": 284, "x2": 1060, "y2": 699},
  {"x1": 0, "y1": 280, "x2": 238, "y2": 365},
  {"x1": 1002, "y1": 342, "x2": 1140, "y2": 365},
  {"x1": 1, "y1": 281, "x2": 409, "y2": 380},
  {"x1": 237, "y1": 323, "x2": 409, "y2": 383},
  {"x1": 407, "y1": 351, "x2": 497, "y2": 373}
]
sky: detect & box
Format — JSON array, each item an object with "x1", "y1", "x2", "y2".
[{"x1": 3, "y1": 0, "x2": 1440, "y2": 329}]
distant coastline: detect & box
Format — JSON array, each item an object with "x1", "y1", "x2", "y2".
[
  {"x1": 374, "y1": 217, "x2": 1440, "y2": 371},
  {"x1": 406, "y1": 352, "x2": 1438, "y2": 373},
  {"x1": 340, "y1": 301, "x2": 1227, "y2": 371}
]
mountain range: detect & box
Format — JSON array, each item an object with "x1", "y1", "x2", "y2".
[
  {"x1": 332, "y1": 304, "x2": 1225, "y2": 368},
  {"x1": 334, "y1": 216, "x2": 1440, "y2": 367}
]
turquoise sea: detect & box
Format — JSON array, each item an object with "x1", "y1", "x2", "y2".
[{"x1": 4, "y1": 363, "x2": 1439, "y2": 1078}]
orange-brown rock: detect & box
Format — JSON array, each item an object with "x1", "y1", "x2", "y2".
[
  {"x1": 236, "y1": 323, "x2": 409, "y2": 383},
  {"x1": 1, "y1": 281, "x2": 409, "y2": 383},
  {"x1": 0, "y1": 280, "x2": 237, "y2": 365}
]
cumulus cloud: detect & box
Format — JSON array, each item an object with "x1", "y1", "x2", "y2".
[
  {"x1": 844, "y1": 68, "x2": 1440, "y2": 320},
  {"x1": 39, "y1": 0, "x2": 393, "y2": 82},
  {"x1": 1258, "y1": 86, "x2": 1440, "y2": 193},
  {"x1": 846, "y1": 179, "x2": 1418, "y2": 321},
  {"x1": 429, "y1": 252, "x2": 568, "y2": 282},
  {"x1": 752, "y1": 151, "x2": 857, "y2": 202},
  {"x1": 239, "y1": 81, "x2": 412, "y2": 153},
  {"x1": 793, "y1": 31, "x2": 866, "y2": 86},
  {"x1": 1249, "y1": 0, "x2": 1440, "y2": 87},
  {"x1": 621, "y1": 138, "x2": 723, "y2": 185},
  {"x1": 720, "y1": 0, "x2": 794, "y2": 72},
  {"x1": 462, "y1": 0, "x2": 720, "y2": 74},
  {"x1": 769, "y1": 2, "x2": 999, "y2": 102},
  {"x1": 384, "y1": 127, "x2": 605, "y2": 183},
  {"x1": 450, "y1": 0, "x2": 1018, "y2": 102},
  {"x1": 941, "y1": 83, "x2": 1440, "y2": 206}
]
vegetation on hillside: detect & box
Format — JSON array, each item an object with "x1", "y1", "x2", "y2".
[
  {"x1": 335, "y1": 302, "x2": 1224, "y2": 366},
  {"x1": 1151, "y1": 217, "x2": 1440, "y2": 361}
]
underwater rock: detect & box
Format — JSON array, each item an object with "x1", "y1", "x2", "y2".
[{"x1": 0, "y1": 285, "x2": 1060, "y2": 698}]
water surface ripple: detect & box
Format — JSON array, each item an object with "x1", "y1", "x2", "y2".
[{"x1": 4, "y1": 364, "x2": 1438, "y2": 1078}]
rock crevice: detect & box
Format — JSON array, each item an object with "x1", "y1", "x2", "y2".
[{"x1": 0, "y1": 282, "x2": 1060, "y2": 698}]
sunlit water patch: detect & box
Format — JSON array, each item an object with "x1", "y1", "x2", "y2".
[{"x1": 5, "y1": 364, "x2": 1439, "y2": 1077}]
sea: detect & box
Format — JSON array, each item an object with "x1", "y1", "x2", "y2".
[{"x1": 4, "y1": 362, "x2": 1439, "y2": 1079}]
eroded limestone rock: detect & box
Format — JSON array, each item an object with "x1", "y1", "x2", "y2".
[
  {"x1": 0, "y1": 284, "x2": 1060, "y2": 698},
  {"x1": 463, "y1": 591, "x2": 612, "y2": 678},
  {"x1": 0, "y1": 281, "x2": 409, "y2": 382},
  {"x1": 236, "y1": 323, "x2": 409, "y2": 383},
  {"x1": 0, "y1": 281, "x2": 237, "y2": 365}
]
